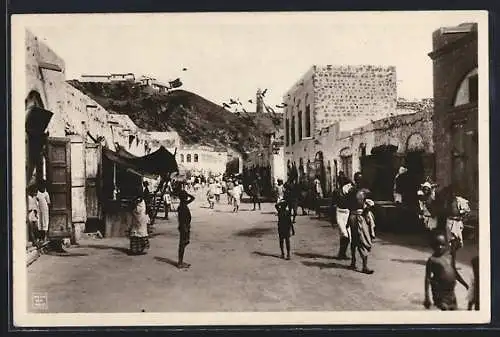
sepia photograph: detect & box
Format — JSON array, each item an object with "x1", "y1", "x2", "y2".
[{"x1": 11, "y1": 10, "x2": 490, "y2": 327}]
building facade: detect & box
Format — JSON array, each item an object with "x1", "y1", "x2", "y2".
[
  {"x1": 243, "y1": 129, "x2": 286, "y2": 197},
  {"x1": 282, "y1": 65, "x2": 398, "y2": 189},
  {"x1": 26, "y1": 30, "x2": 154, "y2": 248},
  {"x1": 149, "y1": 132, "x2": 230, "y2": 177},
  {"x1": 428, "y1": 22, "x2": 478, "y2": 215},
  {"x1": 284, "y1": 107, "x2": 433, "y2": 199}
]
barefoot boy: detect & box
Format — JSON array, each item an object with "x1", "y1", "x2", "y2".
[
  {"x1": 424, "y1": 233, "x2": 468, "y2": 310},
  {"x1": 176, "y1": 183, "x2": 195, "y2": 269}
]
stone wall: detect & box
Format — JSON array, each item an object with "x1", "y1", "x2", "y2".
[
  {"x1": 312, "y1": 65, "x2": 397, "y2": 133},
  {"x1": 283, "y1": 108, "x2": 433, "y2": 191},
  {"x1": 25, "y1": 29, "x2": 67, "y2": 137},
  {"x1": 429, "y1": 23, "x2": 478, "y2": 207},
  {"x1": 283, "y1": 64, "x2": 398, "y2": 178}
]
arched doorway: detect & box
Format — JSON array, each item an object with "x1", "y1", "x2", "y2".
[
  {"x1": 326, "y1": 160, "x2": 332, "y2": 196},
  {"x1": 25, "y1": 90, "x2": 48, "y2": 185},
  {"x1": 299, "y1": 157, "x2": 305, "y2": 182},
  {"x1": 339, "y1": 147, "x2": 353, "y2": 181},
  {"x1": 369, "y1": 144, "x2": 399, "y2": 201},
  {"x1": 405, "y1": 133, "x2": 428, "y2": 208},
  {"x1": 314, "y1": 151, "x2": 326, "y2": 195}
]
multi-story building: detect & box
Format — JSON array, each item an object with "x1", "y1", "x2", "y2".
[
  {"x1": 283, "y1": 64, "x2": 397, "y2": 190},
  {"x1": 428, "y1": 22, "x2": 478, "y2": 217}
]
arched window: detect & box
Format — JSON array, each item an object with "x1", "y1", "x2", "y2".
[
  {"x1": 340, "y1": 147, "x2": 353, "y2": 180},
  {"x1": 406, "y1": 133, "x2": 425, "y2": 152},
  {"x1": 187, "y1": 154, "x2": 191, "y2": 163},
  {"x1": 454, "y1": 68, "x2": 478, "y2": 107},
  {"x1": 180, "y1": 154, "x2": 184, "y2": 162},
  {"x1": 194, "y1": 154, "x2": 198, "y2": 162},
  {"x1": 359, "y1": 143, "x2": 367, "y2": 157}
]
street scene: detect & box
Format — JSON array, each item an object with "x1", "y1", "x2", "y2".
[
  {"x1": 28, "y1": 190, "x2": 476, "y2": 312},
  {"x1": 18, "y1": 11, "x2": 484, "y2": 318}
]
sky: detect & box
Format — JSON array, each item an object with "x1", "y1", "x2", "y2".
[{"x1": 22, "y1": 11, "x2": 483, "y2": 112}]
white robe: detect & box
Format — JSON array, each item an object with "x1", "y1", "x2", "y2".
[{"x1": 36, "y1": 191, "x2": 50, "y2": 231}]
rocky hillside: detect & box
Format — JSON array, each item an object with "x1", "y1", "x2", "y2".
[{"x1": 67, "y1": 80, "x2": 283, "y2": 154}]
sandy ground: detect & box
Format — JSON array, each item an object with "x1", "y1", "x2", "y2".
[{"x1": 27, "y1": 190, "x2": 477, "y2": 313}]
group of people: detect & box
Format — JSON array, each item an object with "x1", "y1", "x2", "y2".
[
  {"x1": 26, "y1": 180, "x2": 51, "y2": 246},
  {"x1": 206, "y1": 177, "x2": 244, "y2": 212},
  {"x1": 126, "y1": 168, "x2": 480, "y2": 310},
  {"x1": 331, "y1": 170, "x2": 478, "y2": 310}
]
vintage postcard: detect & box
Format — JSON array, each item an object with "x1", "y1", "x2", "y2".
[{"x1": 11, "y1": 11, "x2": 490, "y2": 327}]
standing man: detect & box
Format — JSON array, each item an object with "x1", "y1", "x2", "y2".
[
  {"x1": 232, "y1": 180, "x2": 243, "y2": 213},
  {"x1": 176, "y1": 183, "x2": 195, "y2": 269},
  {"x1": 313, "y1": 176, "x2": 324, "y2": 218},
  {"x1": 142, "y1": 181, "x2": 152, "y2": 218},
  {"x1": 36, "y1": 180, "x2": 51, "y2": 243},
  {"x1": 333, "y1": 173, "x2": 353, "y2": 260},
  {"x1": 393, "y1": 166, "x2": 408, "y2": 204},
  {"x1": 250, "y1": 177, "x2": 262, "y2": 211},
  {"x1": 346, "y1": 172, "x2": 376, "y2": 274},
  {"x1": 226, "y1": 178, "x2": 235, "y2": 205}
]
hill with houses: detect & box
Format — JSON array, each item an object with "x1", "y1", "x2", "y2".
[{"x1": 67, "y1": 80, "x2": 283, "y2": 154}]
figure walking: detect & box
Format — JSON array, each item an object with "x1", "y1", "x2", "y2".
[
  {"x1": 275, "y1": 200, "x2": 292, "y2": 260},
  {"x1": 346, "y1": 172, "x2": 376, "y2": 274},
  {"x1": 232, "y1": 180, "x2": 243, "y2": 213}
]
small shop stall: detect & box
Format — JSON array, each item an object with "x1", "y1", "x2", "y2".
[{"x1": 101, "y1": 145, "x2": 178, "y2": 237}]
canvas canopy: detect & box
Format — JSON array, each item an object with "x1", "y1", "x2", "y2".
[{"x1": 103, "y1": 145, "x2": 178, "y2": 179}]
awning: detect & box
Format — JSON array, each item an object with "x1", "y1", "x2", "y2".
[
  {"x1": 103, "y1": 145, "x2": 178, "y2": 179},
  {"x1": 26, "y1": 106, "x2": 53, "y2": 136},
  {"x1": 26, "y1": 107, "x2": 53, "y2": 182}
]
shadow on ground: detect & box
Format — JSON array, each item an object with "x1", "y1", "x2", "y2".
[
  {"x1": 376, "y1": 231, "x2": 477, "y2": 266},
  {"x1": 252, "y1": 251, "x2": 283, "y2": 259},
  {"x1": 45, "y1": 252, "x2": 89, "y2": 257},
  {"x1": 78, "y1": 243, "x2": 130, "y2": 255},
  {"x1": 391, "y1": 258, "x2": 427, "y2": 266},
  {"x1": 295, "y1": 252, "x2": 333, "y2": 259},
  {"x1": 301, "y1": 260, "x2": 351, "y2": 270},
  {"x1": 234, "y1": 227, "x2": 274, "y2": 238},
  {"x1": 154, "y1": 256, "x2": 179, "y2": 267}
]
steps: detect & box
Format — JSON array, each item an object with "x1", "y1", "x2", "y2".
[{"x1": 26, "y1": 241, "x2": 50, "y2": 267}]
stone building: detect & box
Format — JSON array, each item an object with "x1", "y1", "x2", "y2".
[
  {"x1": 25, "y1": 30, "x2": 154, "y2": 253},
  {"x1": 283, "y1": 64, "x2": 398, "y2": 191},
  {"x1": 286, "y1": 106, "x2": 433, "y2": 200},
  {"x1": 428, "y1": 22, "x2": 478, "y2": 217}
]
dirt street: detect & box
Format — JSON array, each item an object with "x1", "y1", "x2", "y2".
[{"x1": 28, "y1": 191, "x2": 477, "y2": 313}]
